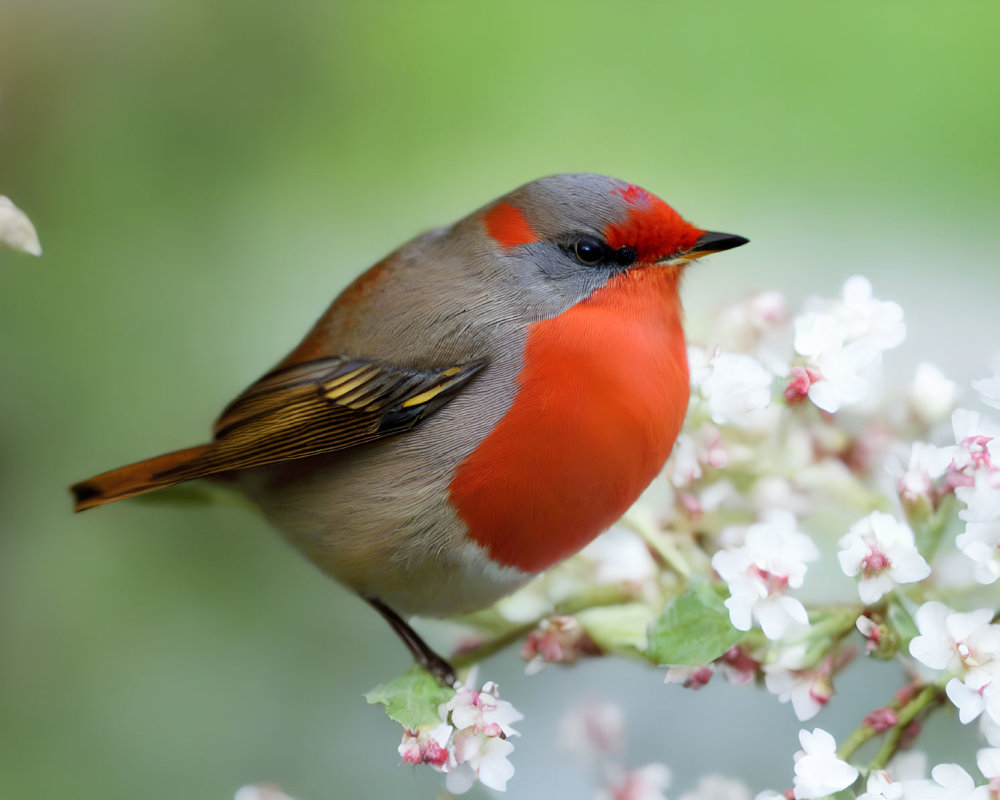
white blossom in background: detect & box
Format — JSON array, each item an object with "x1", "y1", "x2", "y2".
[
  {"x1": 909, "y1": 603, "x2": 999, "y2": 682},
  {"x1": 909, "y1": 602, "x2": 1000, "y2": 725},
  {"x1": 0, "y1": 195, "x2": 42, "y2": 256},
  {"x1": 562, "y1": 699, "x2": 672, "y2": 800},
  {"x1": 558, "y1": 698, "x2": 624, "y2": 758},
  {"x1": 677, "y1": 774, "x2": 752, "y2": 800},
  {"x1": 712, "y1": 510, "x2": 818, "y2": 639},
  {"x1": 902, "y1": 763, "x2": 993, "y2": 800},
  {"x1": 234, "y1": 786, "x2": 298, "y2": 800},
  {"x1": 792, "y1": 728, "x2": 859, "y2": 799},
  {"x1": 763, "y1": 645, "x2": 832, "y2": 721},
  {"x1": 895, "y1": 441, "x2": 954, "y2": 511},
  {"x1": 837, "y1": 511, "x2": 930, "y2": 603},
  {"x1": 954, "y1": 453, "x2": 1000, "y2": 585},
  {"x1": 690, "y1": 347, "x2": 775, "y2": 427},
  {"x1": 909, "y1": 362, "x2": 959, "y2": 425},
  {"x1": 790, "y1": 276, "x2": 904, "y2": 412},
  {"x1": 855, "y1": 771, "x2": 900, "y2": 800},
  {"x1": 973, "y1": 363, "x2": 1000, "y2": 411},
  {"x1": 949, "y1": 409, "x2": 1000, "y2": 474},
  {"x1": 596, "y1": 763, "x2": 672, "y2": 800},
  {"x1": 976, "y1": 746, "x2": 1000, "y2": 787},
  {"x1": 983, "y1": 714, "x2": 1000, "y2": 747}
]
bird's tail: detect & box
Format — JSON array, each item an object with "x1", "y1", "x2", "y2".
[{"x1": 71, "y1": 444, "x2": 215, "y2": 512}]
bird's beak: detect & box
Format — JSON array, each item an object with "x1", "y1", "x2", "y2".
[
  {"x1": 687, "y1": 231, "x2": 750, "y2": 256},
  {"x1": 655, "y1": 231, "x2": 749, "y2": 266}
]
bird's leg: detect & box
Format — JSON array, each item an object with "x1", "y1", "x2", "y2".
[{"x1": 366, "y1": 597, "x2": 458, "y2": 688}]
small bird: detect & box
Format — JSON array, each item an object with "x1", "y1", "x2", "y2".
[{"x1": 72, "y1": 174, "x2": 747, "y2": 683}]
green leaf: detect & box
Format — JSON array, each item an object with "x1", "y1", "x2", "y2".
[
  {"x1": 889, "y1": 599, "x2": 919, "y2": 646},
  {"x1": 646, "y1": 581, "x2": 745, "y2": 665},
  {"x1": 364, "y1": 665, "x2": 455, "y2": 730}
]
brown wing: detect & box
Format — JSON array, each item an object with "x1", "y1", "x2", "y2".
[{"x1": 152, "y1": 355, "x2": 488, "y2": 483}]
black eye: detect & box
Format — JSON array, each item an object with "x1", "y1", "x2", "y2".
[
  {"x1": 574, "y1": 236, "x2": 608, "y2": 266},
  {"x1": 614, "y1": 246, "x2": 637, "y2": 267}
]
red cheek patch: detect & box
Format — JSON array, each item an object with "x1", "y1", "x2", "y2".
[{"x1": 483, "y1": 202, "x2": 538, "y2": 249}]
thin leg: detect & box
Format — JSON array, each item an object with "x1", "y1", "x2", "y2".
[{"x1": 366, "y1": 597, "x2": 457, "y2": 687}]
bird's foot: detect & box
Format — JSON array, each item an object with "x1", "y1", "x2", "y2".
[{"x1": 366, "y1": 596, "x2": 458, "y2": 688}]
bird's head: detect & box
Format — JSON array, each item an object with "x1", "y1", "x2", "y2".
[{"x1": 471, "y1": 173, "x2": 747, "y2": 309}]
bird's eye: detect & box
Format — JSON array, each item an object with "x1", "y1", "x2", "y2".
[
  {"x1": 614, "y1": 246, "x2": 637, "y2": 267},
  {"x1": 574, "y1": 236, "x2": 608, "y2": 266}
]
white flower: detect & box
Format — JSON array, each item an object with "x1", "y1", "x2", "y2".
[
  {"x1": 792, "y1": 276, "x2": 904, "y2": 413},
  {"x1": 947, "y1": 678, "x2": 1000, "y2": 726},
  {"x1": 973, "y1": 364, "x2": 1000, "y2": 411},
  {"x1": 956, "y1": 515, "x2": 1000, "y2": 585},
  {"x1": 712, "y1": 511, "x2": 818, "y2": 640},
  {"x1": 693, "y1": 349, "x2": 774, "y2": 427},
  {"x1": 678, "y1": 774, "x2": 752, "y2": 800},
  {"x1": 792, "y1": 728, "x2": 858, "y2": 798},
  {"x1": 837, "y1": 275, "x2": 906, "y2": 351},
  {"x1": 598, "y1": 763, "x2": 672, "y2": 800},
  {"x1": 950, "y1": 410, "x2": 1000, "y2": 474},
  {"x1": 398, "y1": 722, "x2": 453, "y2": 767},
  {"x1": 896, "y1": 441, "x2": 954, "y2": 509},
  {"x1": 437, "y1": 679, "x2": 523, "y2": 793},
  {"x1": 977, "y1": 747, "x2": 1000, "y2": 785},
  {"x1": 956, "y1": 469, "x2": 1000, "y2": 527},
  {"x1": 910, "y1": 362, "x2": 959, "y2": 425},
  {"x1": 664, "y1": 664, "x2": 714, "y2": 689},
  {"x1": 982, "y1": 713, "x2": 1000, "y2": 747},
  {"x1": 0, "y1": 195, "x2": 42, "y2": 256},
  {"x1": 234, "y1": 786, "x2": 298, "y2": 800},
  {"x1": 837, "y1": 511, "x2": 931, "y2": 603},
  {"x1": 442, "y1": 681, "x2": 522, "y2": 739},
  {"x1": 900, "y1": 763, "x2": 993, "y2": 800},
  {"x1": 763, "y1": 646, "x2": 832, "y2": 721},
  {"x1": 667, "y1": 423, "x2": 730, "y2": 488},
  {"x1": 580, "y1": 525, "x2": 659, "y2": 586},
  {"x1": 447, "y1": 730, "x2": 516, "y2": 793},
  {"x1": 857, "y1": 770, "x2": 903, "y2": 800},
  {"x1": 909, "y1": 602, "x2": 1000, "y2": 723},
  {"x1": 792, "y1": 315, "x2": 872, "y2": 412},
  {"x1": 559, "y1": 699, "x2": 624, "y2": 757}
]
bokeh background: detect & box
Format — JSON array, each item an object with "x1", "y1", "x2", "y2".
[{"x1": 2, "y1": 2, "x2": 998, "y2": 798}]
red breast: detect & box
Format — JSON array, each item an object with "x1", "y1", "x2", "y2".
[
  {"x1": 448, "y1": 265, "x2": 690, "y2": 572},
  {"x1": 449, "y1": 184, "x2": 704, "y2": 572}
]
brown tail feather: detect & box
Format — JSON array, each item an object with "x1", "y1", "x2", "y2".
[{"x1": 71, "y1": 444, "x2": 215, "y2": 511}]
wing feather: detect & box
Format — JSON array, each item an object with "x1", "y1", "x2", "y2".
[{"x1": 153, "y1": 356, "x2": 487, "y2": 482}]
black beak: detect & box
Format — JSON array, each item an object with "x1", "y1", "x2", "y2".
[{"x1": 688, "y1": 231, "x2": 750, "y2": 256}]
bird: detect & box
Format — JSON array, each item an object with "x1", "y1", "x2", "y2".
[{"x1": 71, "y1": 173, "x2": 748, "y2": 684}]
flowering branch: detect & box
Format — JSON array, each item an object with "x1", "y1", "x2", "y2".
[{"x1": 359, "y1": 276, "x2": 1000, "y2": 798}]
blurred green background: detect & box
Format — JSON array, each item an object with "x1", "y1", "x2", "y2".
[{"x1": 2, "y1": 2, "x2": 998, "y2": 798}]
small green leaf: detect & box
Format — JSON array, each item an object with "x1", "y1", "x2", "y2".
[
  {"x1": 364, "y1": 665, "x2": 455, "y2": 730},
  {"x1": 889, "y1": 599, "x2": 919, "y2": 647},
  {"x1": 647, "y1": 581, "x2": 745, "y2": 665}
]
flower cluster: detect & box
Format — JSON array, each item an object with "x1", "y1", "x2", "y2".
[
  {"x1": 395, "y1": 676, "x2": 523, "y2": 793},
  {"x1": 361, "y1": 275, "x2": 999, "y2": 798}
]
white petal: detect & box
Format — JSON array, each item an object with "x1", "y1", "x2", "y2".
[
  {"x1": 977, "y1": 747, "x2": 1000, "y2": 780},
  {"x1": 444, "y1": 764, "x2": 477, "y2": 795},
  {"x1": 0, "y1": 196, "x2": 42, "y2": 256}
]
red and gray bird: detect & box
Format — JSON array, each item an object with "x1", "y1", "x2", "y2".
[{"x1": 72, "y1": 173, "x2": 748, "y2": 682}]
